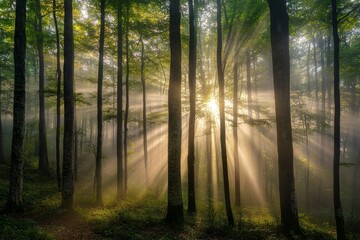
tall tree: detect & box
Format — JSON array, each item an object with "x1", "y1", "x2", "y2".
[
  {"x1": 95, "y1": 0, "x2": 106, "y2": 206},
  {"x1": 233, "y1": 58, "x2": 240, "y2": 207},
  {"x1": 139, "y1": 34, "x2": 149, "y2": 186},
  {"x1": 165, "y1": 0, "x2": 184, "y2": 225},
  {"x1": 61, "y1": 0, "x2": 74, "y2": 211},
  {"x1": 267, "y1": 0, "x2": 300, "y2": 233},
  {"x1": 53, "y1": 0, "x2": 62, "y2": 190},
  {"x1": 216, "y1": 0, "x2": 234, "y2": 226},
  {"x1": 117, "y1": 0, "x2": 124, "y2": 200},
  {"x1": 5, "y1": 0, "x2": 26, "y2": 212},
  {"x1": 123, "y1": 0, "x2": 130, "y2": 195},
  {"x1": 34, "y1": 0, "x2": 49, "y2": 173},
  {"x1": 331, "y1": 0, "x2": 346, "y2": 238},
  {"x1": 0, "y1": 73, "x2": 4, "y2": 165},
  {"x1": 187, "y1": 0, "x2": 196, "y2": 214}
]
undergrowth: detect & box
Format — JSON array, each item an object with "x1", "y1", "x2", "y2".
[{"x1": 0, "y1": 163, "x2": 359, "y2": 239}]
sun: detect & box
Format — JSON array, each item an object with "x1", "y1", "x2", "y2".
[{"x1": 207, "y1": 98, "x2": 218, "y2": 115}]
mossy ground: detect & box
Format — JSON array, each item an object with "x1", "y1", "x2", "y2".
[{"x1": 0, "y1": 164, "x2": 359, "y2": 239}]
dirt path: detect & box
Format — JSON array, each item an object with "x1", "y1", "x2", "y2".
[{"x1": 37, "y1": 212, "x2": 103, "y2": 240}]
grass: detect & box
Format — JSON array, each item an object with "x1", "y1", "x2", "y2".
[{"x1": 0, "y1": 163, "x2": 359, "y2": 239}]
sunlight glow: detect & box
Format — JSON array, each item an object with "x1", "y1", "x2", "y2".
[{"x1": 207, "y1": 98, "x2": 218, "y2": 115}]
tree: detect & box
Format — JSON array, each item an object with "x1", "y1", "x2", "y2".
[
  {"x1": 123, "y1": 0, "x2": 130, "y2": 196},
  {"x1": 95, "y1": 0, "x2": 106, "y2": 206},
  {"x1": 139, "y1": 33, "x2": 149, "y2": 186},
  {"x1": 331, "y1": 0, "x2": 346, "y2": 238},
  {"x1": 117, "y1": 0, "x2": 124, "y2": 200},
  {"x1": 5, "y1": 0, "x2": 26, "y2": 213},
  {"x1": 216, "y1": 0, "x2": 234, "y2": 226},
  {"x1": 233, "y1": 58, "x2": 240, "y2": 207},
  {"x1": 61, "y1": 0, "x2": 75, "y2": 211},
  {"x1": 52, "y1": 0, "x2": 62, "y2": 191},
  {"x1": 267, "y1": 0, "x2": 300, "y2": 233},
  {"x1": 187, "y1": 0, "x2": 196, "y2": 214},
  {"x1": 165, "y1": 0, "x2": 184, "y2": 225},
  {"x1": 0, "y1": 72, "x2": 4, "y2": 165},
  {"x1": 34, "y1": 0, "x2": 49, "y2": 173}
]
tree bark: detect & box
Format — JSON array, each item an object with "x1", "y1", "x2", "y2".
[
  {"x1": 117, "y1": 0, "x2": 124, "y2": 199},
  {"x1": 331, "y1": 0, "x2": 346, "y2": 239},
  {"x1": 95, "y1": 0, "x2": 105, "y2": 206},
  {"x1": 61, "y1": 0, "x2": 74, "y2": 211},
  {"x1": 187, "y1": 0, "x2": 197, "y2": 214},
  {"x1": 140, "y1": 34, "x2": 149, "y2": 187},
  {"x1": 123, "y1": 0, "x2": 130, "y2": 196},
  {"x1": 0, "y1": 72, "x2": 4, "y2": 165},
  {"x1": 35, "y1": 0, "x2": 49, "y2": 173},
  {"x1": 165, "y1": 0, "x2": 184, "y2": 225},
  {"x1": 233, "y1": 58, "x2": 240, "y2": 207},
  {"x1": 217, "y1": 0, "x2": 234, "y2": 226},
  {"x1": 246, "y1": 50, "x2": 252, "y2": 118},
  {"x1": 53, "y1": 0, "x2": 62, "y2": 191},
  {"x1": 267, "y1": 0, "x2": 300, "y2": 233},
  {"x1": 5, "y1": 0, "x2": 26, "y2": 213}
]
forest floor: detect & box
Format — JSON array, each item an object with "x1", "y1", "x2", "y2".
[{"x1": 0, "y1": 163, "x2": 359, "y2": 240}]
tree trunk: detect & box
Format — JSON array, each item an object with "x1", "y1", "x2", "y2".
[
  {"x1": 165, "y1": 0, "x2": 184, "y2": 225},
  {"x1": 5, "y1": 0, "x2": 26, "y2": 212},
  {"x1": 140, "y1": 34, "x2": 149, "y2": 187},
  {"x1": 331, "y1": 1, "x2": 346, "y2": 239},
  {"x1": 216, "y1": 0, "x2": 234, "y2": 226},
  {"x1": 187, "y1": 0, "x2": 196, "y2": 214},
  {"x1": 61, "y1": 0, "x2": 74, "y2": 211},
  {"x1": 267, "y1": 0, "x2": 300, "y2": 233},
  {"x1": 123, "y1": 0, "x2": 130, "y2": 196},
  {"x1": 319, "y1": 36, "x2": 327, "y2": 205},
  {"x1": 313, "y1": 36, "x2": 319, "y2": 115},
  {"x1": 306, "y1": 41, "x2": 311, "y2": 98},
  {"x1": 0, "y1": 72, "x2": 4, "y2": 165},
  {"x1": 73, "y1": 107, "x2": 78, "y2": 182},
  {"x1": 233, "y1": 58, "x2": 240, "y2": 207},
  {"x1": 246, "y1": 50, "x2": 252, "y2": 118},
  {"x1": 117, "y1": 0, "x2": 124, "y2": 199},
  {"x1": 35, "y1": 0, "x2": 49, "y2": 173},
  {"x1": 95, "y1": 0, "x2": 105, "y2": 206},
  {"x1": 53, "y1": 0, "x2": 62, "y2": 190}
]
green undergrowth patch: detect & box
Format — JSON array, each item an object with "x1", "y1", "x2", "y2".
[
  {"x1": 0, "y1": 215, "x2": 54, "y2": 240},
  {"x1": 1, "y1": 163, "x2": 359, "y2": 239}
]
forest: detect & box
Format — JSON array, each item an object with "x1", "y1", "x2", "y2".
[{"x1": 0, "y1": 0, "x2": 359, "y2": 239}]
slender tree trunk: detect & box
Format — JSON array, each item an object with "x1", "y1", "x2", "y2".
[
  {"x1": 319, "y1": 36, "x2": 327, "y2": 205},
  {"x1": 117, "y1": 0, "x2": 124, "y2": 199},
  {"x1": 123, "y1": 0, "x2": 130, "y2": 196},
  {"x1": 267, "y1": 0, "x2": 301, "y2": 233},
  {"x1": 313, "y1": 36, "x2": 319, "y2": 115},
  {"x1": 35, "y1": 0, "x2": 49, "y2": 173},
  {"x1": 0, "y1": 72, "x2": 4, "y2": 165},
  {"x1": 5, "y1": 0, "x2": 26, "y2": 212},
  {"x1": 140, "y1": 34, "x2": 149, "y2": 187},
  {"x1": 53, "y1": 0, "x2": 62, "y2": 190},
  {"x1": 331, "y1": 1, "x2": 346, "y2": 239},
  {"x1": 187, "y1": 0, "x2": 196, "y2": 214},
  {"x1": 165, "y1": 0, "x2": 184, "y2": 225},
  {"x1": 305, "y1": 117, "x2": 310, "y2": 211},
  {"x1": 61, "y1": 0, "x2": 74, "y2": 211},
  {"x1": 73, "y1": 108, "x2": 78, "y2": 182},
  {"x1": 217, "y1": 0, "x2": 234, "y2": 226},
  {"x1": 246, "y1": 50, "x2": 252, "y2": 118},
  {"x1": 306, "y1": 41, "x2": 311, "y2": 98},
  {"x1": 326, "y1": 36, "x2": 332, "y2": 113},
  {"x1": 206, "y1": 113, "x2": 213, "y2": 199},
  {"x1": 233, "y1": 58, "x2": 240, "y2": 207},
  {"x1": 95, "y1": 0, "x2": 105, "y2": 206}
]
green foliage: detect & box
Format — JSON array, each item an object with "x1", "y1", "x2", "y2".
[{"x1": 0, "y1": 217, "x2": 54, "y2": 240}]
